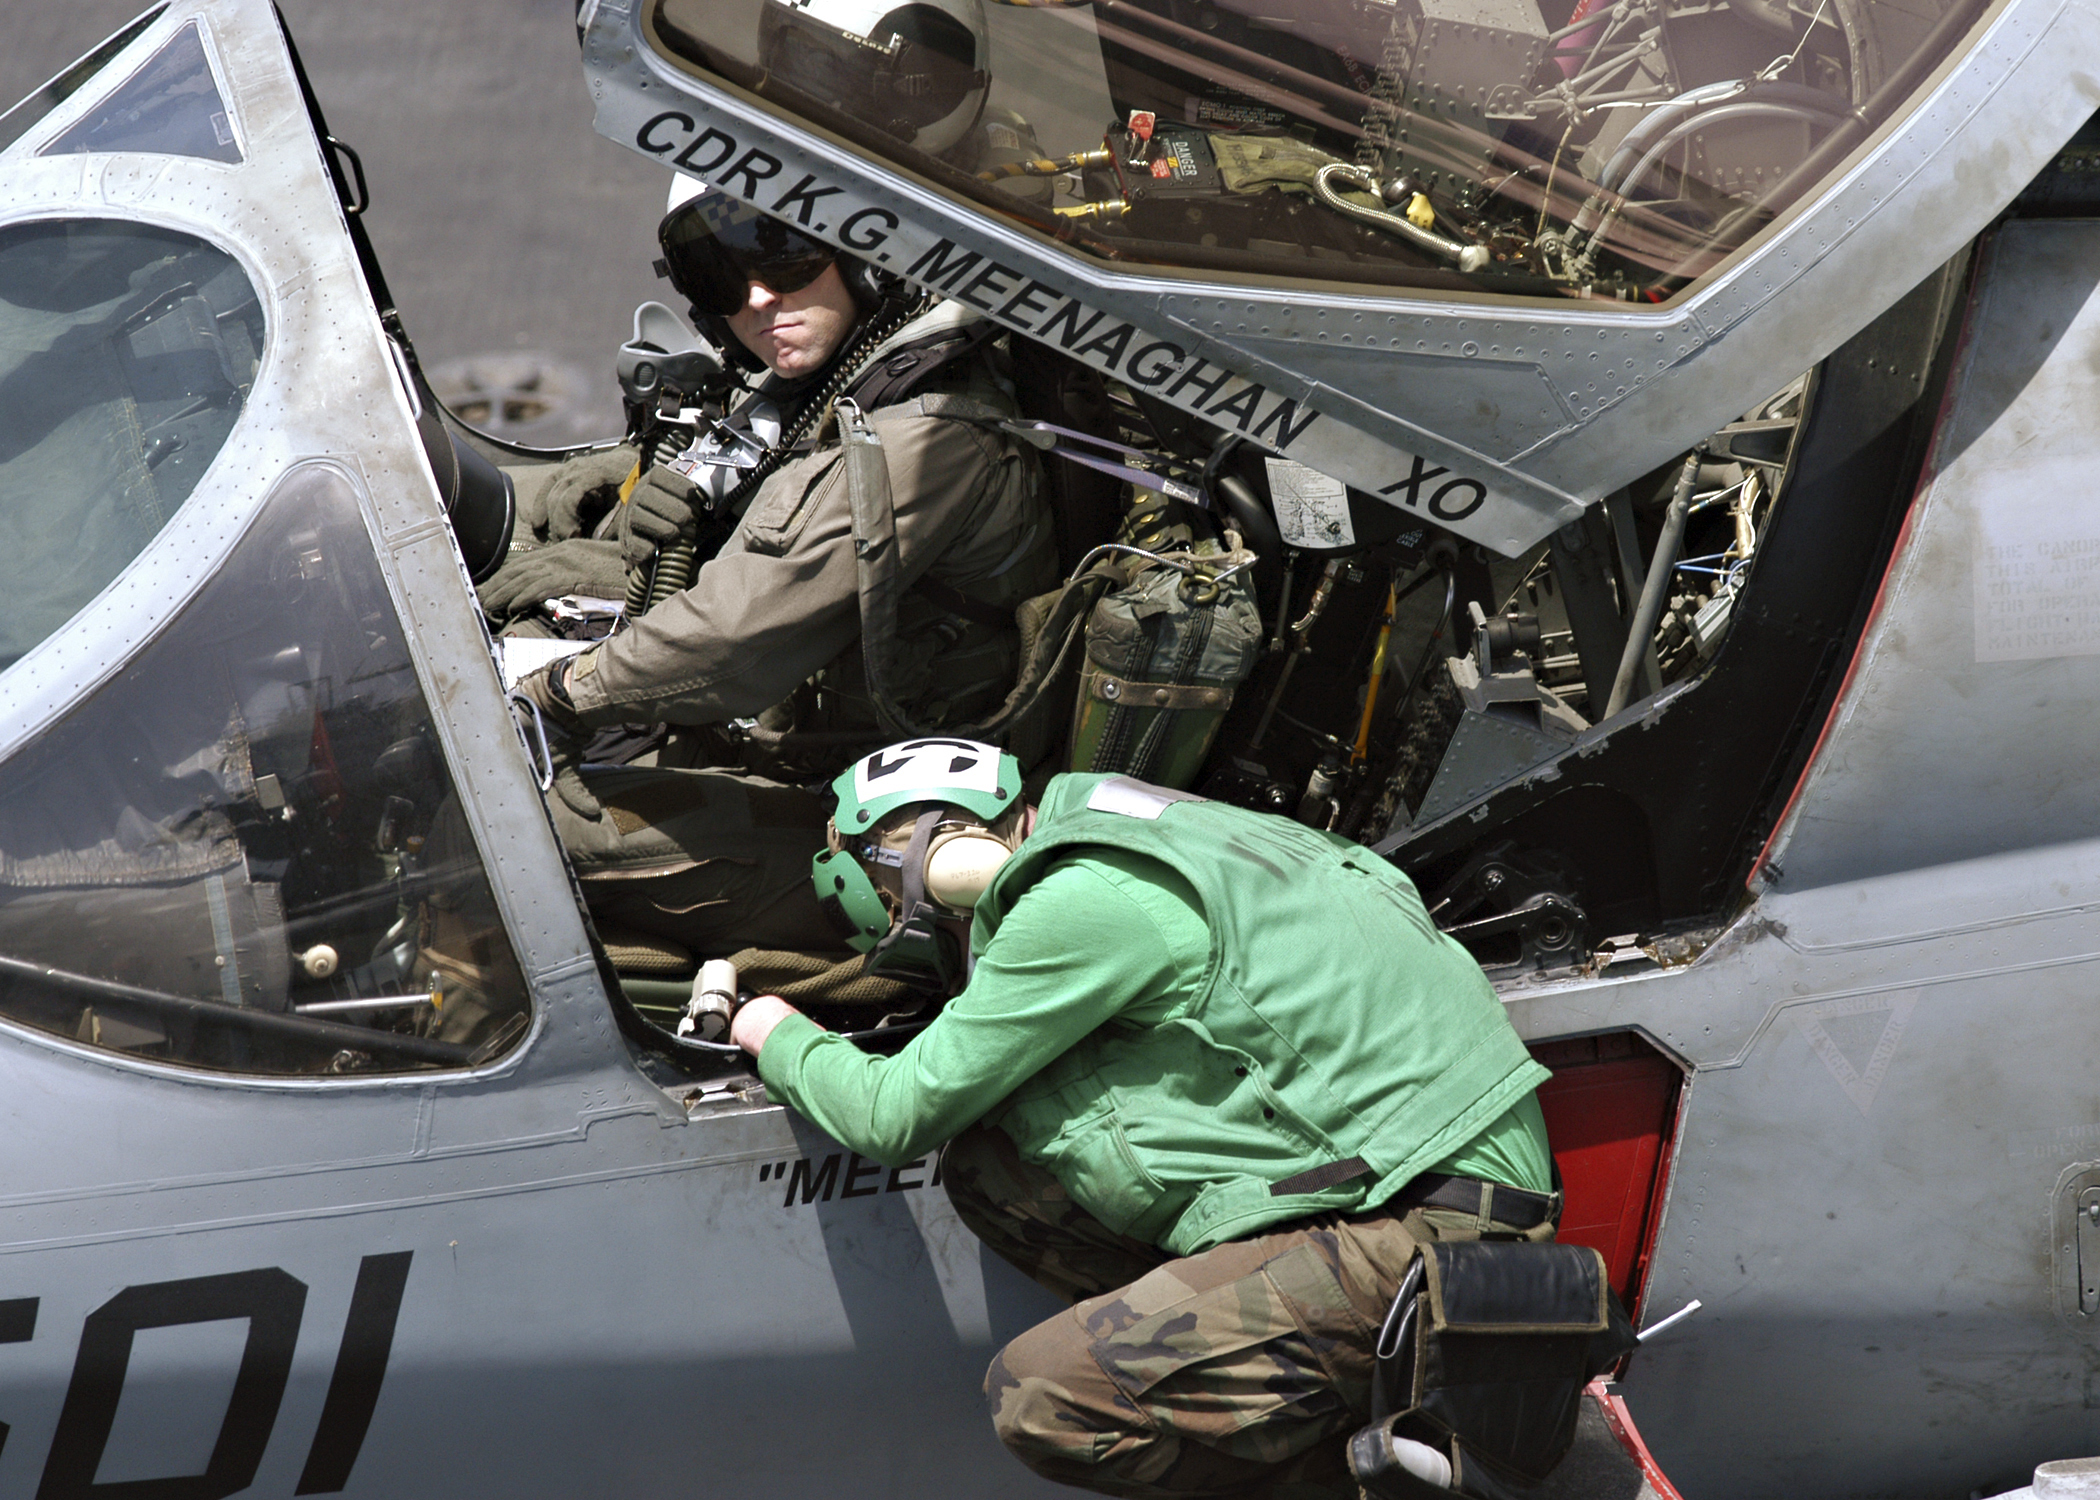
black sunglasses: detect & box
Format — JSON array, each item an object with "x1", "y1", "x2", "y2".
[{"x1": 658, "y1": 198, "x2": 838, "y2": 317}]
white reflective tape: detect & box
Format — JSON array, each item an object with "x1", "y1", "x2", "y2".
[
  {"x1": 854, "y1": 738, "x2": 1003, "y2": 801},
  {"x1": 1086, "y1": 776, "x2": 1204, "y2": 820}
]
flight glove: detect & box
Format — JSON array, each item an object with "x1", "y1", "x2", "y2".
[
  {"x1": 541, "y1": 443, "x2": 640, "y2": 541},
  {"x1": 617, "y1": 464, "x2": 704, "y2": 570},
  {"x1": 476, "y1": 538, "x2": 627, "y2": 621},
  {"x1": 510, "y1": 656, "x2": 602, "y2": 820}
]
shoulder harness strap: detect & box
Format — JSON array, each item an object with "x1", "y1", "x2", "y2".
[
  {"x1": 840, "y1": 317, "x2": 1001, "y2": 411},
  {"x1": 836, "y1": 397, "x2": 1113, "y2": 742}
]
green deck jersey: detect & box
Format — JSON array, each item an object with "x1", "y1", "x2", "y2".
[{"x1": 761, "y1": 777, "x2": 1550, "y2": 1254}]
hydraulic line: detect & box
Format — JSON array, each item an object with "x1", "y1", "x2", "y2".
[
  {"x1": 1382, "y1": 568, "x2": 1458, "y2": 750},
  {"x1": 1573, "y1": 97, "x2": 1850, "y2": 267},
  {"x1": 1655, "y1": 0, "x2": 1984, "y2": 287},
  {"x1": 1569, "y1": 82, "x2": 1850, "y2": 257},
  {"x1": 1603, "y1": 452, "x2": 1699, "y2": 719},
  {"x1": 1598, "y1": 81, "x2": 1843, "y2": 192},
  {"x1": 1314, "y1": 164, "x2": 1490, "y2": 272},
  {"x1": 1615, "y1": 98, "x2": 1847, "y2": 200},
  {"x1": 1249, "y1": 557, "x2": 1344, "y2": 751},
  {"x1": 1352, "y1": 577, "x2": 1400, "y2": 764}
]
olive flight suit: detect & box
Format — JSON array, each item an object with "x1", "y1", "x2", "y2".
[{"x1": 543, "y1": 303, "x2": 1058, "y2": 957}]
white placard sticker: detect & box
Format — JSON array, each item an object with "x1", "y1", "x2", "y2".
[
  {"x1": 500, "y1": 636, "x2": 593, "y2": 690},
  {"x1": 1973, "y1": 482, "x2": 2100, "y2": 661},
  {"x1": 853, "y1": 738, "x2": 1003, "y2": 801},
  {"x1": 1264, "y1": 457, "x2": 1354, "y2": 549}
]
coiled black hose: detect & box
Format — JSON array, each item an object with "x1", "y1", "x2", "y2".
[{"x1": 624, "y1": 293, "x2": 932, "y2": 617}]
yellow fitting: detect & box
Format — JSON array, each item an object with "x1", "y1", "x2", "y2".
[
  {"x1": 979, "y1": 147, "x2": 1113, "y2": 182},
  {"x1": 1055, "y1": 199, "x2": 1128, "y2": 223},
  {"x1": 1406, "y1": 192, "x2": 1436, "y2": 231},
  {"x1": 617, "y1": 460, "x2": 642, "y2": 504}
]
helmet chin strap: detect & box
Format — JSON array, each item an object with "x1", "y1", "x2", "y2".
[
  {"x1": 898, "y1": 808, "x2": 941, "y2": 923},
  {"x1": 865, "y1": 809, "x2": 962, "y2": 989}
]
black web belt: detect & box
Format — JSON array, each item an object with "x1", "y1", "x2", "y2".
[{"x1": 1269, "y1": 1160, "x2": 1561, "y2": 1232}]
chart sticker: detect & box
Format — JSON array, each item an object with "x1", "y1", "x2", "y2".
[{"x1": 1265, "y1": 458, "x2": 1354, "y2": 549}]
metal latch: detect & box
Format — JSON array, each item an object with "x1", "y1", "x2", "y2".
[
  {"x1": 2051, "y1": 1166, "x2": 2100, "y2": 1323},
  {"x1": 2081, "y1": 1189, "x2": 2100, "y2": 1315}
]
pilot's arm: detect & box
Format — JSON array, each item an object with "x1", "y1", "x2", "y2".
[
  {"x1": 561, "y1": 409, "x2": 1024, "y2": 728},
  {"x1": 738, "y1": 852, "x2": 1202, "y2": 1167}
]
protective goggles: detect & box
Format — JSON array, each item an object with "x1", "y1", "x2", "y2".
[{"x1": 658, "y1": 197, "x2": 836, "y2": 318}]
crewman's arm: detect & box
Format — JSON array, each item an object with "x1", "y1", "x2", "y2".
[{"x1": 747, "y1": 854, "x2": 1202, "y2": 1166}]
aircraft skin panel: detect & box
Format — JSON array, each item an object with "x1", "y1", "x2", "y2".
[
  {"x1": 1764, "y1": 219, "x2": 2100, "y2": 890},
  {"x1": 1525, "y1": 219, "x2": 2100, "y2": 1495},
  {"x1": 582, "y1": 0, "x2": 2100, "y2": 558},
  {"x1": 0, "y1": 1083, "x2": 1066, "y2": 1497},
  {"x1": 0, "y1": 0, "x2": 610, "y2": 1086},
  {"x1": 1492, "y1": 235, "x2": 2100, "y2": 1486},
  {"x1": 1493, "y1": 849, "x2": 2100, "y2": 1495}
]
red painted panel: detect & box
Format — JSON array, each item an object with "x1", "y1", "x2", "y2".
[{"x1": 1530, "y1": 1035, "x2": 1682, "y2": 1304}]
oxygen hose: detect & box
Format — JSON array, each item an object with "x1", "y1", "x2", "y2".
[
  {"x1": 624, "y1": 293, "x2": 932, "y2": 617},
  {"x1": 1313, "y1": 163, "x2": 1490, "y2": 272}
]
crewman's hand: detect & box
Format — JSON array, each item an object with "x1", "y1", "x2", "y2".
[
  {"x1": 618, "y1": 465, "x2": 704, "y2": 570},
  {"x1": 543, "y1": 444, "x2": 640, "y2": 541},
  {"x1": 732, "y1": 994, "x2": 799, "y2": 1057},
  {"x1": 476, "y1": 538, "x2": 627, "y2": 620}
]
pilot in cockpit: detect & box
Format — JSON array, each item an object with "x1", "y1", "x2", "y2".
[{"x1": 488, "y1": 3, "x2": 1063, "y2": 967}]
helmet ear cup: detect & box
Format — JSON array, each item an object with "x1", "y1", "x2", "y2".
[{"x1": 922, "y1": 833, "x2": 1013, "y2": 911}]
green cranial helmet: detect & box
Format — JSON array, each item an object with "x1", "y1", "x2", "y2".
[
  {"x1": 830, "y1": 736, "x2": 1021, "y2": 831},
  {"x1": 811, "y1": 739, "x2": 1023, "y2": 977}
]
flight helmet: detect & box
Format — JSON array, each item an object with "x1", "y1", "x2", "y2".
[
  {"x1": 758, "y1": 0, "x2": 991, "y2": 157},
  {"x1": 658, "y1": 176, "x2": 905, "y2": 367},
  {"x1": 813, "y1": 738, "x2": 1025, "y2": 985}
]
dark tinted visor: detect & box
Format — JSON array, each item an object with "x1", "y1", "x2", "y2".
[{"x1": 659, "y1": 196, "x2": 837, "y2": 317}]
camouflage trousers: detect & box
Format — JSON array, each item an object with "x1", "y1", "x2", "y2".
[{"x1": 945, "y1": 1123, "x2": 1549, "y2": 1500}]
